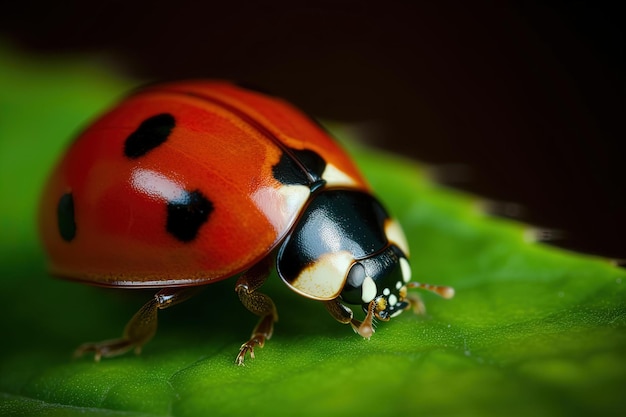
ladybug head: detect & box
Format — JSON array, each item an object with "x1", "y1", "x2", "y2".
[
  {"x1": 277, "y1": 189, "x2": 453, "y2": 319},
  {"x1": 341, "y1": 245, "x2": 412, "y2": 321}
]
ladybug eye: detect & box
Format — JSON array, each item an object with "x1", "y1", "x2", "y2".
[
  {"x1": 346, "y1": 262, "x2": 366, "y2": 289},
  {"x1": 341, "y1": 262, "x2": 378, "y2": 306}
]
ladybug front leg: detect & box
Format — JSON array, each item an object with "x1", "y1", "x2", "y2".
[
  {"x1": 234, "y1": 256, "x2": 278, "y2": 366},
  {"x1": 324, "y1": 298, "x2": 376, "y2": 339},
  {"x1": 75, "y1": 287, "x2": 201, "y2": 361}
]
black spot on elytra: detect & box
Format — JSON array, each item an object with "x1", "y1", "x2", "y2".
[
  {"x1": 166, "y1": 190, "x2": 213, "y2": 242},
  {"x1": 57, "y1": 192, "x2": 76, "y2": 242},
  {"x1": 124, "y1": 113, "x2": 175, "y2": 159},
  {"x1": 272, "y1": 148, "x2": 326, "y2": 186}
]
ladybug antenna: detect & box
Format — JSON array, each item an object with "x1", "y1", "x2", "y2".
[{"x1": 407, "y1": 282, "x2": 455, "y2": 299}]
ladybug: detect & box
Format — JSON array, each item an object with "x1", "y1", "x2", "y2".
[{"x1": 39, "y1": 81, "x2": 454, "y2": 365}]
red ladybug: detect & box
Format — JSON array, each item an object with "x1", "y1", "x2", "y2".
[{"x1": 39, "y1": 81, "x2": 453, "y2": 365}]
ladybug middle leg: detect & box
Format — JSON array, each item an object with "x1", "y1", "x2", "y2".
[
  {"x1": 234, "y1": 256, "x2": 278, "y2": 365},
  {"x1": 75, "y1": 286, "x2": 202, "y2": 361}
]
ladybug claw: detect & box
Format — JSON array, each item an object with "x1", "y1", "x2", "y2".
[
  {"x1": 236, "y1": 337, "x2": 264, "y2": 366},
  {"x1": 74, "y1": 339, "x2": 134, "y2": 361},
  {"x1": 236, "y1": 343, "x2": 254, "y2": 366}
]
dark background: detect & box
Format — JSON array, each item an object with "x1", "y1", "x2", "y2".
[{"x1": 1, "y1": 1, "x2": 623, "y2": 258}]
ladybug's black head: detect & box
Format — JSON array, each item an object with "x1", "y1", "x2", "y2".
[
  {"x1": 341, "y1": 245, "x2": 412, "y2": 320},
  {"x1": 276, "y1": 188, "x2": 454, "y2": 337},
  {"x1": 276, "y1": 188, "x2": 453, "y2": 337}
]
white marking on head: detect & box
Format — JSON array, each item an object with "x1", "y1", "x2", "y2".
[
  {"x1": 395, "y1": 281, "x2": 403, "y2": 290},
  {"x1": 390, "y1": 309, "x2": 404, "y2": 318},
  {"x1": 388, "y1": 294, "x2": 398, "y2": 306},
  {"x1": 383, "y1": 288, "x2": 390, "y2": 296},
  {"x1": 400, "y1": 257, "x2": 411, "y2": 283},
  {"x1": 361, "y1": 276, "x2": 377, "y2": 303},
  {"x1": 292, "y1": 251, "x2": 354, "y2": 300},
  {"x1": 385, "y1": 219, "x2": 410, "y2": 256},
  {"x1": 322, "y1": 163, "x2": 359, "y2": 187}
]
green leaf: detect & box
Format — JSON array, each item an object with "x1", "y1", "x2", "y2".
[{"x1": 1, "y1": 43, "x2": 624, "y2": 417}]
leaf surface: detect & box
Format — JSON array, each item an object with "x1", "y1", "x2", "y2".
[{"x1": 1, "y1": 44, "x2": 624, "y2": 417}]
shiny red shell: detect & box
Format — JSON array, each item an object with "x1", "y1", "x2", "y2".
[{"x1": 39, "y1": 81, "x2": 368, "y2": 288}]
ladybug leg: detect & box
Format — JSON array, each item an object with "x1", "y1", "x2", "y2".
[
  {"x1": 404, "y1": 292, "x2": 427, "y2": 315},
  {"x1": 324, "y1": 299, "x2": 376, "y2": 339},
  {"x1": 404, "y1": 282, "x2": 455, "y2": 315},
  {"x1": 234, "y1": 256, "x2": 278, "y2": 366},
  {"x1": 75, "y1": 287, "x2": 201, "y2": 361}
]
